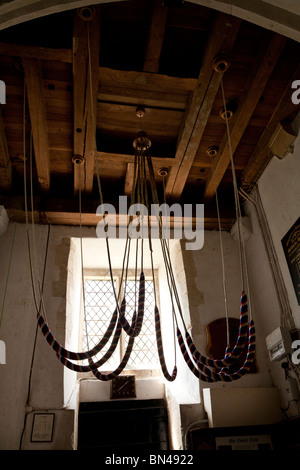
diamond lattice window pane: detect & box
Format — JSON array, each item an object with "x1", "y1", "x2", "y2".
[
  {"x1": 82, "y1": 276, "x2": 159, "y2": 370},
  {"x1": 124, "y1": 279, "x2": 158, "y2": 368},
  {"x1": 83, "y1": 279, "x2": 120, "y2": 367}
]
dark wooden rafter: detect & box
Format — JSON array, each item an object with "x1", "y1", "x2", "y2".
[
  {"x1": 98, "y1": 152, "x2": 174, "y2": 172},
  {"x1": 22, "y1": 57, "x2": 50, "y2": 192},
  {"x1": 124, "y1": 162, "x2": 135, "y2": 196},
  {"x1": 165, "y1": 13, "x2": 241, "y2": 200},
  {"x1": 0, "y1": 42, "x2": 72, "y2": 63},
  {"x1": 73, "y1": 6, "x2": 100, "y2": 195},
  {"x1": 203, "y1": 32, "x2": 287, "y2": 201},
  {"x1": 0, "y1": 109, "x2": 12, "y2": 190},
  {"x1": 98, "y1": 67, "x2": 197, "y2": 92},
  {"x1": 143, "y1": 0, "x2": 168, "y2": 73},
  {"x1": 98, "y1": 67, "x2": 197, "y2": 111}
]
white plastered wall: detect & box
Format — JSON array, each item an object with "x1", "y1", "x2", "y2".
[{"x1": 242, "y1": 113, "x2": 300, "y2": 417}]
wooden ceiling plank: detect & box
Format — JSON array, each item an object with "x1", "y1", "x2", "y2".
[
  {"x1": 98, "y1": 67, "x2": 198, "y2": 92},
  {"x1": 22, "y1": 57, "x2": 50, "y2": 192},
  {"x1": 98, "y1": 88, "x2": 188, "y2": 110},
  {"x1": 167, "y1": 72, "x2": 223, "y2": 199},
  {"x1": 73, "y1": 7, "x2": 100, "y2": 194},
  {"x1": 0, "y1": 42, "x2": 72, "y2": 62},
  {"x1": 204, "y1": 33, "x2": 287, "y2": 200},
  {"x1": 0, "y1": 110, "x2": 12, "y2": 190},
  {"x1": 143, "y1": 0, "x2": 168, "y2": 73},
  {"x1": 165, "y1": 14, "x2": 241, "y2": 199},
  {"x1": 97, "y1": 151, "x2": 174, "y2": 169}
]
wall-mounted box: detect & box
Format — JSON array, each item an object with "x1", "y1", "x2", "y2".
[{"x1": 265, "y1": 326, "x2": 292, "y2": 362}]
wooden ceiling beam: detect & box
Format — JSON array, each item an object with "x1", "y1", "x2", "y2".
[
  {"x1": 0, "y1": 109, "x2": 12, "y2": 190},
  {"x1": 143, "y1": 0, "x2": 168, "y2": 73},
  {"x1": 203, "y1": 33, "x2": 287, "y2": 201},
  {"x1": 22, "y1": 57, "x2": 50, "y2": 192},
  {"x1": 98, "y1": 87, "x2": 189, "y2": 110},
  {"x1": 124, "y1": 162, "x2": 135, "y2": 196},
  {"x1": 73, "y1": 7, "x2": 100, "y2": 195},
  {"x1": 0, "y1": 42, "x2": 72, "y2": 63},
  {"x1": 97, "y1": 152, "x2": 174, "y2": 174},
  {"x1": 165, "y1": 13, "x2": 241, "y2": 200},
  {"x1": 98, "y1": 67, "x2": 197, "y2": 92},
  {"x1": 3, "y1": 194, "x2": 235, "y2": 231}
]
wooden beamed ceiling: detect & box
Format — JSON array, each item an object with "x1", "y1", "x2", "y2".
[{"x1": 0, "y1": 0, "x2": 299, "y2": 229}]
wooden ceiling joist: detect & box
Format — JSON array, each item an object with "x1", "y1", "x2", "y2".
[
  {"x1": 98, "y1": 151, "x2": 174, "y2": 167},
  {"x1": 98, "y1": 67, "x2": 197, "y2": 111},
  {"x1": 22, "y1": 57, "x2": 50, "y2": 192},
  {"x1": 143, "y1": 0, "x2": 168, "y2": 73},
  {"x1": 73, "y1": 6, "x2": 100, "y2": 195},
  {"x1": 203, "y1": 33, "x2": 287, "y2": 201},
  {"x1": 124, "y1": 162, "x2": 135, "y2": 196},
  {"x1": 98, "y1": 67, "x2": 197, "y2": 92},
  {"x1": 2, "y1": 194, "x2": 235, "y2": 231},
  {"x1": 0, "y1": 109, "x2": 12, "y2": 190},
  {"x1": 165, "y1": 13, "x2": 241, "y2": 200},
  {"x1": 0, "y1": 42, "x2": 72, "y2": 63}
]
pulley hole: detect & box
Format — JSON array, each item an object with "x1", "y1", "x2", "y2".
[
  {"x1": 206, "y1": 146, "x2": 219, "y2": 158},
  {"x1": 219, "y1": 107, "x2": 233, "y2": 121},
  {"x1": 158, "y1": 167, "x2": 168, "y2": 177},
  {"x1": 78, "y1": 6, "x2": 96, "y2": 21},
  {"x1": 212, "y1": 55, "x2": 230, "y2": 73},
  {"x1": 72, "y1": 155, "x2": 84, "y2": 166}
]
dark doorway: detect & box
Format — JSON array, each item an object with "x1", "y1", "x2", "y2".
[{"x1": 78, "y1": 399, "x2": 169, "y2": 451}]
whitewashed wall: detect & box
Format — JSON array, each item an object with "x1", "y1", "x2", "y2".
[
  {"x1": 257, "y1": 117, "x2": 300, "y2": 327},
  {"x1": 0, "y1": 224, "x2": 92, "y2": 450},
  {"x1": 242, "y1": 116, "x2": 300, "y2": 416}
]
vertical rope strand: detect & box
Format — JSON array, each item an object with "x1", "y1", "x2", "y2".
[
  {"x1": 79, "y1": 163, "x2": 90, "y2": 351},
  {"x1": 220, "y1": 78, "x2": 252, "y2": 322},
  {"x1": 211, "y1": 155, "x2": 230, "y2": 345}
]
